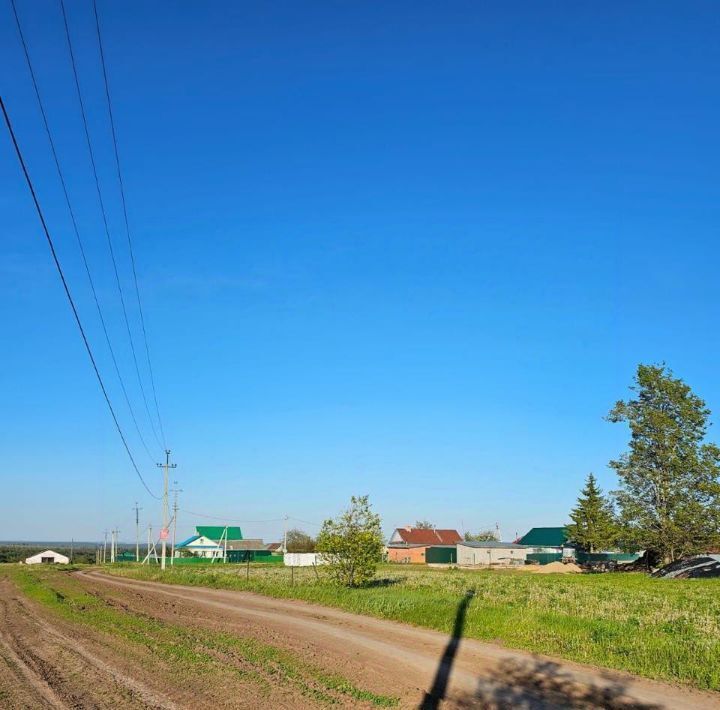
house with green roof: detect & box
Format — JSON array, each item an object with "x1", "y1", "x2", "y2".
[
  {"x1": 517, "y1": 527, "x2": 573, "y2": 564},
  {"x1": 175, "y1": 525, "x2": 243, "y2": 559}
]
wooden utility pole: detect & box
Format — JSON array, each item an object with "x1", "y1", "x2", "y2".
[
  {"x1": 103, "y1": 530, "x2": 108, "y2": 564},
  {"x1": 156, "y1": 450, "x2": 177, "y2": 571}
]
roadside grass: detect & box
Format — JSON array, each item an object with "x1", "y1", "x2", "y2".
[
  {"x1": 107, "y1": 562, "x2": 720, "y2": 691},
  {"x1": 0, "y1": 566, "x2": 397, "y2": 707}
]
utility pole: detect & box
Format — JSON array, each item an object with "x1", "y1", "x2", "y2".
[
  {"x1": 157, "y1": 450, "x2": 177, "y2": 571},
  {"x1": 283, "y1": 514, "x2": 289, "y2": 553},
  {"x1": 70, "y1": 538, "x2": 74, "y2": 563},
  {"x1": 110, "y1": 529, "x2": 115, "y2": 563},
  {"x1": 103, "y1": 530, "x2": 109, "y2": 564},
  {"x1": 133, "y1": 502, "x2": 142, "y2": 562},
  {"x1": 170, "y1": 482, "x2": 183, "y2": 566}
]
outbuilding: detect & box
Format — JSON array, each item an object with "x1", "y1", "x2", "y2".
[
  {"x1": 24, "y1": 550, "x2": 69, "y2": 565},
  {"x1": 456, "y1": 541, "x2": 527, "y2": 567}
]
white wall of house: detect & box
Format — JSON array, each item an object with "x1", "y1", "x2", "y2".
[
  {"x1": 25, "y1": 550, "x2": 69, "y2": 565},
  {"x1": 457, "y1": 544, "x2": 527, "y2": 566},
  {"x1": 183, "y1": 535, "x2": 223, "y2": 558}
]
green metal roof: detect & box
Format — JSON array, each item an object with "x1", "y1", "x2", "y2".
[
  {"x1": 196, "y1": 525, "x2": 243, "y2": 541},
  {"x1": 518, "y1": 527, "x2": 568, "y2": 546}
]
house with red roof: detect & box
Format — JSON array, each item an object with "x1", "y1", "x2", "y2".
[{"x1": 386, "y1": 525, "x2": 462, "y2": 564}]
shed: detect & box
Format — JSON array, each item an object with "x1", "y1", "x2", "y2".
[
  {"x1": 25, "y1": 550, "x2": 69, "y2": 565},
  {"x1": 457, "y1": 541, "x2": 527, "y2": 567}
]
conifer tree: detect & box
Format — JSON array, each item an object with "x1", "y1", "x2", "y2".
[{"x1": 565, "y1": 473, "x2": 618, "y2": 553}]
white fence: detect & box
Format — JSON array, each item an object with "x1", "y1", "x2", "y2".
[{"x1": 283, "y1": 552, "x2": 326, "y2": 567}]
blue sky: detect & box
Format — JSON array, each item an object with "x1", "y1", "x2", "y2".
[{"x1": 2, "y1": 1, "x2": 719, "y2": 543}]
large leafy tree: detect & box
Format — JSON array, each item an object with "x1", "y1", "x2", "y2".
[
  {"x1": 608, "y1": 364, "x2": 720, "y2": 563},
  {"x1": 415, "y1": 520, "x2": 434, "y2": 529},
  {"x1": 565, "y1": 473, "x2": 618, "y2": 553},
  {"x1": 285, "y1": 528, "x2": 316, "y2": 553},
  {"x1": 464, "y1": 529, "x2": 497, "y2": 542},
  {"x1": 316, "y1": 495, "x2": 384, "y2": 587}
]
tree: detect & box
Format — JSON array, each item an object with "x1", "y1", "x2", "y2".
[
  {"x1": 463, "y1": 530, "x2": 497, "y2": 542},
  {"x1": 565, "y1": 473, "x2": 618, "y2": 553},
  {"x1": 285, "y1": 528, "x2": 316, "y2": 553},
  {"x1": 415, "y1": 520, "x2": 434, "y2": 529},
  {"x1": 608, "y1": 364, "x2": 720, "y2": 563},
  {"x1": 316, "y1": 495, "x2": 384, "y2": 587}
]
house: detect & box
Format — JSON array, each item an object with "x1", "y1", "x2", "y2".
[
  {"x1": 389, "y1": 526, "x2": 463, "y2": 546},
  {"x1": 517, "y1": 527, "x2": 573, "y2": 564},
  {"x1": 25, "y1": 550, "x2": 69, "y2": 565},
  {"x1": 387, "y1": 526, "x2": 462, "y2": 564},
  {"x1": 266, "y1": 542, "x2": 283, "y2": 554},
  {"x1": 175, "y1": 525, "x2": 243, "y2": 558},
  {"x1": 457, "y1": 541, "x2": 527, "y2": 567},
  {"x1": 387, "y1": 544, "x2": 458, "y2": 564}
]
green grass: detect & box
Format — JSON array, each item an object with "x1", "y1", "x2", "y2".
[
  {"x1": 0, "y1": 565, "x2": 397, "y2": 707},
  {"x1": 106, "y1": 562, "x2": 720, "y2": 692}
]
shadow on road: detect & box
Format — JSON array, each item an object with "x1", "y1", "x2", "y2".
[
  {"x1": 419, "y1": 590, "x2": 661, "y2": 709},
  {"x1": 450, "y1": 657, "x2": 662, "y2": 709},
  {"x1": 419, "y1": 588, "x2": 475, "y2": 709}
]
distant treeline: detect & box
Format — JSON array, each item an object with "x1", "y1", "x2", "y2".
[{"x1": 0, "y1": 544, "x2": 130, "y2": 564}]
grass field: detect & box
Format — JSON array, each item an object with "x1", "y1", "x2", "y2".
[{"x1": 108, "y1": 562, "x2": 720, "y2": 692}]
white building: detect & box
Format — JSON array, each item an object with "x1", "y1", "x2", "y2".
[
  {"x1": 24, "y1": 550, "x2": 69, "y2": 565},
  {"x1": 456, "y1": 541, "x2": 527, "y2": 567}
]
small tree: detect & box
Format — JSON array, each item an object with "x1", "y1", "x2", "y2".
[
  {"x1": 316, "y1": 495, "x2": 384, "y2": 587},
  {"x1": 565, "y1": 473, "x2": 618, "y2": 553},
  {"x1": 608, "y1": 364, "x2": 720, "y2": 563},
  {"x1": 415, "y1": 520, "x2": 434, "y2": 529},
  {"x1": 464, "y1": 530, "x2": 497, "y2": 542},
  {"x1": 285, "y1": 528, "x2": 316, "y2": 553}
]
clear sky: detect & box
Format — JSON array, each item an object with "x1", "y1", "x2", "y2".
[{"x1": 2, "y1": 1, "x2": 719, "y2": 544}]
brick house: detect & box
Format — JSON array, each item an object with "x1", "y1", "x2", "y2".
[{"x1": 386, "y1": 526, "x2": 462, "y2": 564}]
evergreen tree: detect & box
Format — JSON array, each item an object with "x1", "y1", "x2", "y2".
[
  {"x1": 565, "y1": 473, "x2": 617, "y2": 553},
  {"x1": 608, "y1": 364, "x2": 720, "y2": 563}
]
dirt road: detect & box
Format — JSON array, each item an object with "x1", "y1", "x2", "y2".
[
  {"x1": 76, "y1": 570, "x2": 719, "y2": 709},
  {"x1": 2, "y1": 567, "x2": 718, "y2": 709}
]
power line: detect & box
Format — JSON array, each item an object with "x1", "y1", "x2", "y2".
[
  {"x1": 59, "y1": 0, "x2": 163, "y2": 451},
  {"x1": 180, "y1": 509, "x2": 286, "y2": 524},
  {"x1": 0, "y1": 95, "x2": 159, "y2": 500},
  {"x1": 92, "y1": 0, "x2": 167, "y2": 449},
  {"x1": 10, "y1": 0, "x2": 160, "y2": 465}
]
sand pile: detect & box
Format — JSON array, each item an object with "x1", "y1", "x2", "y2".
[{"x1": 526, "y1": 561, "x2": 583, "y2": 574}]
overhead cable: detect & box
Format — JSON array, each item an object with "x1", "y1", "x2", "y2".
[
  {"x1": 92, "y1": 0, "x2": 167, "y2": 448},
  {"x1": 0, "y1": 96, "x2": 160, "y2": 500},
  {"x1": 59, "y1": 0, "x2": 164, "y2": 451},
  {"x1": 10, "y1": 0, "x2": 160, "y2": 465}
]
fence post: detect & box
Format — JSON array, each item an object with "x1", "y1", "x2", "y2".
[
  {"x1": 246, "y1": 554, "x2": 250, "y2": 581},
  {"x1": 291, "y1": 566, "x2": 295, "y2": 586}
]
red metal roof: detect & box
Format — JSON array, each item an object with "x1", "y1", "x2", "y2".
[{"x1": 393, "y1": 528, "x2": 462, "y2": 545}]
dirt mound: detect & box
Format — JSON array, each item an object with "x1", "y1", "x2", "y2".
[
  {"x1": 526, "y1": 561, "x2": 583, "y2": 574},
  {"x1": 653, "y1": 556, "x2": 720, "y2": 579}
]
